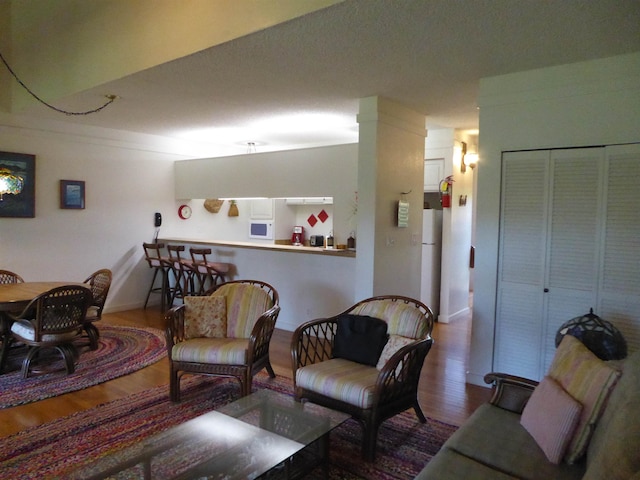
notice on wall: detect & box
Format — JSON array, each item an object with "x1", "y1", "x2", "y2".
[{"x1": 397, "y1": 200, "x2": 409, "y2": 228}]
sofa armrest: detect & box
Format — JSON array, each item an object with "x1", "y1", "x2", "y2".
[
  {"x1": 484, "y1": 372, "x2": 539, "y2": 413},
  {"x1": 290, "y1": 318, "x2": 338, "y2": 379}
]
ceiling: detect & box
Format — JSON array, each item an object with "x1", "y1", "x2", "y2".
[{"x1": 8, "y1": 0, "x2": 640, "y2": 157}]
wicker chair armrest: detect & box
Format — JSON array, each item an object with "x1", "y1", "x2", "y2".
[
  {"x1": 291, "y1": 317, "x2": 338, "y2": 374},
  {"x1": 483, "y1": 372, "x2": 539, "y2": 413},
  {"x1": 375, "y1": 338, "x2": 433, "y2": 405},
  {"x1": 247, "y1": 305, "x2": 280, "y2": 364},
  {"x1": 164, "y1": 304, "x2": 186, "y2": 354}
]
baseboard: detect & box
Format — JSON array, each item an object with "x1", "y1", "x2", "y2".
[
  {"x1": 466, "y1": 371, "x2": 490, "y2": 388},
  {"x1": 437, "y1": 306, "x2": 470, "y2": 324}
]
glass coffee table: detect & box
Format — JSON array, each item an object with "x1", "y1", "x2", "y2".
[{"x1": 69, "y1": 389, "x2": 350, "y2": 480}]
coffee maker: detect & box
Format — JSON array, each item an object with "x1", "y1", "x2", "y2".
[{"x1": 291, "y1": 226, "x2": 304, "y2": 246}]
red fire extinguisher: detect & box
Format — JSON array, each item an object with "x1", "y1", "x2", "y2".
[{"x1": 439, "y1": 175, "x2": 454, "y2": 208}]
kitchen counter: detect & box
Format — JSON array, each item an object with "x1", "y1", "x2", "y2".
[{"x1": 157, "y1": 237, "x2": 356, "y2": 257}]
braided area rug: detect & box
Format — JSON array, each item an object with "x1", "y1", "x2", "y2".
[
  {"x1": 0, "y1": 325, "x2": 166, "y2": 408},
  {"x1": 0, "y1": 373, "x2": 457, "y2": 479}
]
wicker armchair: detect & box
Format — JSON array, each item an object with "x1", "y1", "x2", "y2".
[
  {"x1": 2, "y1": 285, "x2": 92, "y2": 378},
  {"x1": 82, "y1": 269, "x2": 112, "y2": 350},
  {"x1": 291, "y1": 295, "x2": 435, "y2": 461},
  {"x1": 165, "y1": 280, "x2": 280, "y2": 401}
]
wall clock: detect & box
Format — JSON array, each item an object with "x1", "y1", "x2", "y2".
[{"x1": 178, "y1": 204, "x2": 192, "y2": 219}]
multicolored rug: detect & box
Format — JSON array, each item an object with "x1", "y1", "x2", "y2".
[
  {"x1": 0, "y1": 373, "x2": 457, "y2": 479},
  {"x1": 0, "y1": 325, "x2": 166, "y2": 409}
]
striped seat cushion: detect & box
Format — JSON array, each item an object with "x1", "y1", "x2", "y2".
[
  {"x1": 295, "y1": 358, "x2": 380, "y2": 408},
  {"x1": 351, "y1": 300, "x2": 428, "y2": 339},
  {"x1": 212, "y1": 284, "x2": 272, "y2": 338},
  {"x1": 171, "y1": 338, "x2": 248, "y2": 364}
]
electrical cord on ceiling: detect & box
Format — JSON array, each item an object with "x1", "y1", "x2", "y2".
[{"x1": 0, "y1": 49, "x2": 117, "y2": 116}]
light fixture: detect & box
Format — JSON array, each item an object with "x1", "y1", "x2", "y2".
[
  {"x1": 460, "y1": 141, "x2": 467, "y2": 173},
  {"x1": 464, "y1": 153, "x2": 478, "y2": 170},
  {"x1": 0, "y1": 168, "x2": 24, "y2": 200}
]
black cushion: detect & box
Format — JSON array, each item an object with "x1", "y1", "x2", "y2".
[{"x1": 333, "y1": 314, "x2": 389, "y2": 366}]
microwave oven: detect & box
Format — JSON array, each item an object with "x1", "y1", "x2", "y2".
[{"x1": 249, "y1": 221, "x2": 274, "y2": 240}]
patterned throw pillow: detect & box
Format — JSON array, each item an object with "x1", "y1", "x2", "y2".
[
  {"x1": 548, "y1": 335, "x2": 622, "y2": 463},
  {"x1": 521, "y1": 376, "x2": 583, "y2": 464},
  {"x1": 183, "y1": 296, "x2": 227, "y2": 339},
  {"x1": 376, "y1": 334, "x2": 415, "y2": 370}
]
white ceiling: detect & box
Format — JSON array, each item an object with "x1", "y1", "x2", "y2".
[{"x1": 12, "y1": 0, "x2": 640, "y2": 157}]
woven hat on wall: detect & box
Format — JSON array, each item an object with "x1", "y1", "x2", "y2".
[
  {"x1": 203, "y1": 199, "x2": 224, "y2": 213},
  {"x1": 555, "y1": 308, "x2": 627, "y2": 361}
]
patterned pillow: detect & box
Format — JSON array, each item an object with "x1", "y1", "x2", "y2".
[
  {"x1": 183, "y1": 296, "x2": 227, "y2": 339},
  {"x1": 548, "y1": 335, "x2": 622, "y2": 463},
  {"x1": 521, "y1": 376, "x2": 583, "y2": 464},
  {"x1": 376, "y1": 334, "x2": 415, "y2": 370}
]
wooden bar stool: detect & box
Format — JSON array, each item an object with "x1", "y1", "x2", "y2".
[
  {"x1": 189, "y1": 247, "x2": 231, "y2": 294},
  {"x1": 142, "y1": 242, "x2": 170, "y2": 312},
  {"x1": 166, "y1": 245, "x2": 198, "y2": 305}
]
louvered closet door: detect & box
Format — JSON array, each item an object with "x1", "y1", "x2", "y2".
[
  {"x1": 495, "y1": 151, "x2": 550, "y2": 379},
  {"x1": 599, "y1": 144, "x2": 640, "y2": 354},
  {"x1": 541, "y1": 148, "x2": 604, "y2": 373}
]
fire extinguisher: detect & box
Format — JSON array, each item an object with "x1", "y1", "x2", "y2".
[{"x1": 439, "y1": 175, "x2": 454, "y2": 208}]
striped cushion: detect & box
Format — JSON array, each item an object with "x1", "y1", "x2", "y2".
[
  {"x1": 171, "y1": 338, "x2": 247, "y2": 364},
  {"x1": 351, "y1": 300, "x2": 429, "y2": 338},
  {"x1": 549, "y1": 335, "x2": 621, "y2": 463},
  {"x1": 212, "y1": 284, "x2": 272, "y2": 339},
  {"x1": 295, "y1": 358, "x2": 380, "y2": 408}
]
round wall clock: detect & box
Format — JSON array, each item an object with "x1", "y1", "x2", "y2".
[{"x1": 178, "y1": 204, "x2": 192, "y2": 219}]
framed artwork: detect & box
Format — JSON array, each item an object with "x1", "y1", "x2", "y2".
[
  {"x1": 0, "y1": 151, "x2": 36, "y2": 218},
  {"x1": 60, "y1": 180, "x2": 85, "y2": 209}
]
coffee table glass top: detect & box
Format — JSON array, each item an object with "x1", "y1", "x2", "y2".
[{"x1": 69, "y1": 389, "x2": 349, "y2": 480}]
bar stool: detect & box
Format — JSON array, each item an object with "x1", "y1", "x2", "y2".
[
  {"x1": 166, "y1": 245, "x2": 198, "y2": 305},
  {"x1": 190, "y1": 247, "x2": 231, "y2": 294},
  {"x1": 142, "y1": 242, "x2": 170, "y2": 312}
]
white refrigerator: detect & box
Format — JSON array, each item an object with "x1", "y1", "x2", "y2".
[{"x1": 420, "y1": 209, "x2": 442, "y2": 316}]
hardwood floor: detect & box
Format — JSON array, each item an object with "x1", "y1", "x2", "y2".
[{"x1": 0, "y1": 306, "x2": 491, "y2": 438}]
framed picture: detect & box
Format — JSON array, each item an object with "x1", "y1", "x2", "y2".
[
  {"x1": 60, "y1": 180, "x2": 85, "y2": 209},
  {"x1": 0, "y1": 151, "x2": 36, "y2": 218}
]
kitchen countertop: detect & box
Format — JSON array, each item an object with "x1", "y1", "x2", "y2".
[{"x1": 157, "y1": 237, "x2": 356, "y2": 257}]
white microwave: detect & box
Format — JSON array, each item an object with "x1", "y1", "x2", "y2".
[{"x1": 249, "y1": 221, "x2": 274, "y2": 240}]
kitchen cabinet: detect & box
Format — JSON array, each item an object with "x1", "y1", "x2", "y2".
[
  {"x1": 494, "y1": 144, "x2": 640, "y2": 380},
  {"x1": 424, "y1": 159, "x2": 444, "y2": 192},
  {"x1": 250, "y1": 199, "x2": 274, "y2": 219}
]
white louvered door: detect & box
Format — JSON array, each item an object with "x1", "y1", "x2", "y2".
[{"x1": 495, "y1": 144, "x2": 640, "y2": 380}]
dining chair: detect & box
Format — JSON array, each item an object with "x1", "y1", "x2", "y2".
[
  {"x1": 165, "y1": 280, "x2": 280, "y2": 401},
  {"x1": 291, "y1": 295, "x2": 435, "y2": 461},
  {"x1": 1, "y1": 285, "x2": 92, "y2": 378},
  {"x1": 166, "y1": 245, "x2": 198, "y2": 305},
  {"x1": 0, "y1": 270, "x2": 25, "y2": 284},
  {"x1": 81, "y1": 269, "x2": 112, "y2": 350}
]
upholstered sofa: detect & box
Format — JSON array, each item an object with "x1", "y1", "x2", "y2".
[{"x1": 416, "y1": 338, "x2": 640, "y2": 480}]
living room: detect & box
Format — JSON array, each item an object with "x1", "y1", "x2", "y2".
[{"x1": 1, "y1": 1, "x2": 639, "y2": 478}]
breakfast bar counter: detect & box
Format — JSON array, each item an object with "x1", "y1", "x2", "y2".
[{"x1": 158, "y1": 237, "x2": 356, "y2": 257}]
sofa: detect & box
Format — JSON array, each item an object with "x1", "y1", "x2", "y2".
[{"x1": 416, "y1": 337, "x2": 640, "y2": 480}]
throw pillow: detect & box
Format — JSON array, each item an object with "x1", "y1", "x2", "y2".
[
  {"x1": 333, "y1": 314, "x2": 389, "y2": 366},
  {"x1": 183, "y1": 295, "x2": 227, "y2": 339},
  {"x1": 376, "y1": 334, "x2": 415, "y2": 370},
  {"x1": 521, "y1": 376, "x2": 583, "y2": 464},
  {"x1": 548, "y1": 335, "x2": 622, "y2": 463}
]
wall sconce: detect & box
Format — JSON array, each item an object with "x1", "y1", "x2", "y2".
[{"x1": 460, "y1": 141, "x2": 479, "y2": 172}]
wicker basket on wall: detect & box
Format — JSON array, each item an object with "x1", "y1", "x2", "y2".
[{"x1": 203, "y1": 199, "x2": 224, "y2": 213}]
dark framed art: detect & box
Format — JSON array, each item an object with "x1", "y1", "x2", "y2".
[
  {"x1": 0, "y1": 151, "x2": 36, "y2": 218},
  {"x1": 60, "y1": 180, "x2": 85, "y2": 209}
]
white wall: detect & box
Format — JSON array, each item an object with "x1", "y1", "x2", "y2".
[
  {"x1": 470, "y1": 52, "x2": 640, "y2": 386},
  {"x1": 0, "y1": 116, "x2": 192, "y2": 312}
]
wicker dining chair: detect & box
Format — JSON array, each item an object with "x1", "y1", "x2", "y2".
[
  {"x1": 291, "y1": 295, "x2": 435, "y2": 461},
  {"x1": 2, "y1": 285, "x2": 92, "y2": 378},
  {"x1": 0, "y1": 269, "x2": 25, "y2": 284},
  {"x1": 165, "y1": 280, "x2": 280, "y2": 401},
  {"x1": 81, "y1": 269, "x2": 112, "y2": 350}
]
